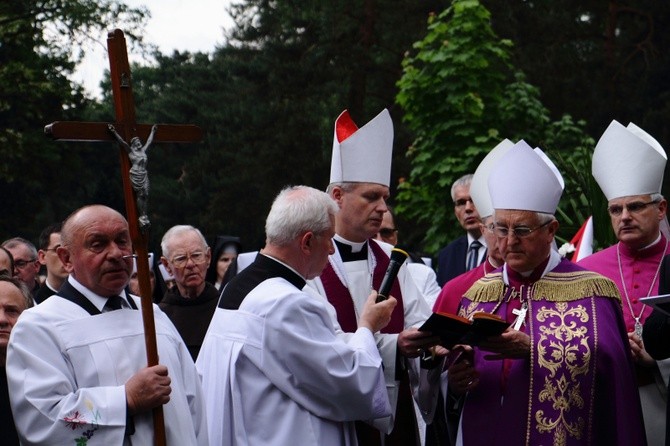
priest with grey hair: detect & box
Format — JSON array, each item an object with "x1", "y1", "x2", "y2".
[
  {"x1": 449, "y1": 141, "x2": 644, "y2": 445},
  {"x1": 196, "y1": 185, "x2": 397, "y2": 446}
]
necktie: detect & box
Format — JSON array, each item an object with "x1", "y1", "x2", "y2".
[
  {"x1": 103, "y1": 295, "x2": 124, "y2": 312},
  {"x1": 467, "y1": 240, "x2": 482, "y2": 271}
]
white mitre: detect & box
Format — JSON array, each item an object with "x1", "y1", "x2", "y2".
[
  {"x1": 592, "y1": 119, "x2": 666, "y2": 200},
  {"x1": 329, "y1": 108, "x2": 394, "y2": 187},
  {"x1": 488, "y1": 140, "x2": 563, "y2": 214},
  {"x1": 469, "y1": 138, "x2": 515, "y2": 218}
]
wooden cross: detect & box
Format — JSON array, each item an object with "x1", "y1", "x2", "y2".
[{"x1": 44, "y1": 29, "x2": 203, "y2": 446}]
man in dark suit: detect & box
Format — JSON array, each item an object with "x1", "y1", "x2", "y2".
[{"x1": 436, "y1": 174, "x2": 486, "y2": 286}]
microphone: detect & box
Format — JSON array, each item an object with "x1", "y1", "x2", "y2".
[{"x1": 376, "y1": 248, "x2": 409, "y2": 302}]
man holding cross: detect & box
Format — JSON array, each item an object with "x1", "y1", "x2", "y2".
[{"x1": 6, "y1": 205, "x2": 208, "y2": 445}]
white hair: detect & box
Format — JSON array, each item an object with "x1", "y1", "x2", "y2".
[
  {"x1": 161, "y1": 225, "x2": 208, "y2": 259},
  {"x1": 450, "y1": 174, "x2": 473, "y2": 201},
  {"x1": 266, "y1": 186, "x2": 338, "y2": 247}
]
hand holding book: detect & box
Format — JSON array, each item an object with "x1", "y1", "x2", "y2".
[{"x1": 418, "y1": 311, "x2": 510, "y2": 350}]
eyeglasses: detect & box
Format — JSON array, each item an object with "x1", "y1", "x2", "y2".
[
  {"x1": 14, "y1": 258, "x2": 37, "y2": 269},
  {"x1": 379, "y1": 228, "x2": 398, "y2": 238},
  {"x1": 493, "y1": 220, "x2": 552, "y2": 239},
  {"x1": 607, "y1": 200, "x2": 659, "y2": 217},
  {"x1": 481, "y1": 223, "x2": 495, "y2": 233},
  {"x1": 170, "y1": 251, "x2": 207, "y2": 268},
  {"x1": 454, "y1": 198, "x2": 474, "y2": 207},
  {"x1": 44, "y1": 244, "x2": 61, "y2": 252}
]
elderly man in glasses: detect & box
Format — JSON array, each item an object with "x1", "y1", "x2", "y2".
[
  {"x1": 2, "y1": 237, "x2": 41, "y2": 298},
  {"x1": 159, "y1": 224, "x2": 218, "y2": 361},
  {"x1": 447, "y1": 141, "x2": 644, "y2": 445},
  {"x1": 578, "y1": 120, "x2": 669, "y2": 446}
]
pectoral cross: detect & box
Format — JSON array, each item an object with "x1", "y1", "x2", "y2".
[
  {"x1": 44, "y1": 29, "x2": 203, "y2": 446},
  {"x1": 512, "y1": 302, "x2": 528, "y2": 331}
]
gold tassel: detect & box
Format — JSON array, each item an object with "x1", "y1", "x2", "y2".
[{"x1": 464, "y1": 271, "x2": 621, "y2": 304}]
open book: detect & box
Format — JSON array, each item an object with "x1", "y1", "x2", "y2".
[{"x1": 419, "y1": 311, "x2": 510, "y2": 349}]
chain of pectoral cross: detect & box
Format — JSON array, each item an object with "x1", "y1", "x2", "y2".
[{"x1": 490, "y1": 285, "x2": 528, "y2": 330}]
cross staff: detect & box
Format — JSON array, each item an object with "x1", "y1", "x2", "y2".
[{"x1": 44, "y1": 29, "x2": 202, "y2": 446}]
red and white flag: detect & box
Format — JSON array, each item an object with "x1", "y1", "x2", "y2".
[{"x1": 569, "y1": 216, "x2": 593, "y2": 262}]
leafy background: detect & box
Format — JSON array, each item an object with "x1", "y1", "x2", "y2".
[{"x1": 1, "y1": 0, "x2": 668, "y2": 259}]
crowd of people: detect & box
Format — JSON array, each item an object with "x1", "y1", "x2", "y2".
[{"x1": 0, "y1": 109, "x2": 668, "y2": 446}]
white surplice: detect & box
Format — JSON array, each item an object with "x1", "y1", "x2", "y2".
[
  {"x1": 196, "y1": 275, "x2": 391, "y2": 446},
  {"x1": 306, "y1": 238, "x2": 435, "y2": 434},
  {"x1": 6, "y1": 286, "x2": 208, "y2": 445},
  {"x1": 406, "y1": 262, "x2": 442, "y2": 309}
]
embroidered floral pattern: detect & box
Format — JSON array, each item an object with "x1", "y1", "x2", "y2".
[
  {"x1": 64, "y1": 411, "x2": 86, "y2": 430},
  {"x1": 63, "y1": 400, "x2": 101, "y2": 445},
  {"x1": 534, "y1": 302, "x2": 591, "y2": 444}
]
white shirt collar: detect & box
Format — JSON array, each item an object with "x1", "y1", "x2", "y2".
[
  {"x1": 466, "y1": 232, "x2": 488, "y2": 248},
  {"x1": 67, "y1": 276, "x2": 128, "y2": 312}
]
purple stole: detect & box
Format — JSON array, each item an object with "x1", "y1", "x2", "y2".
[{"x1": 320, "y1": 240, "x2": 405, "y2": 333}]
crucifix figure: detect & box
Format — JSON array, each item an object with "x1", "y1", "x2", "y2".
[
  {"x1": 108, "y1": 123, "x2": 157, "y2": 231},
  {"x1": 44, "y1": 29, "x2": 203, "y2": 446}
]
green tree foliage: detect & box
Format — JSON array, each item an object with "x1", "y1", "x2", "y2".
[
  {"x1": 395, "y1": 0, "x2": 603, "y2": 253},
  {"x1": 483, "y1": 0, "x2": 670, "y2": 205},
  {"x1": 0, "y1": 0, "x2": 148, "y2": 240},
  {"x1": 85, "y1": 0, "x2": 449, "y2": 251},
  {"x1": 4, "y1": 0, "x2": 667, "y2": 257},
  {"x1": 396, "y1": 1, "x2": 541, "y2": 252}
]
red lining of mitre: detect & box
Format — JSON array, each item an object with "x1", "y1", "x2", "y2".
[{"x1": 335, "y1": 110, "x2": 359, "y2": 143}]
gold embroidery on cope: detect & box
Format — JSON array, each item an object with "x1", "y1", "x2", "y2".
[{"x1": 534, "y1": 302, "x2": 590, "y2": 444}]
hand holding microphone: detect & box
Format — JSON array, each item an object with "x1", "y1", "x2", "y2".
[{"x1": 376, "y1": 248, "x2": 409, "y2": 302}]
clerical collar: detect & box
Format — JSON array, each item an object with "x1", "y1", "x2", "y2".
[
  {"x1": 503, "y1": 249, "x2": 561, "y2": 286},
  {"x1": 67, "y1": 276, "x2": 129, "y2": 312},
  {"x1": 636, "y1": 233, "x2": 662, "y2": 251},
  {"x1": 45, "y1": 279, "x2": 59, "y2": 292},
  {"x1": 620, "y1": 232, "x2": 665, "y2": 257},
  {"x1": 335, "y1": 240, "x2": 368, "y2": 262},
  {"x1": 333, "y1": 236, "x2": 368, "y2": 262}
]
